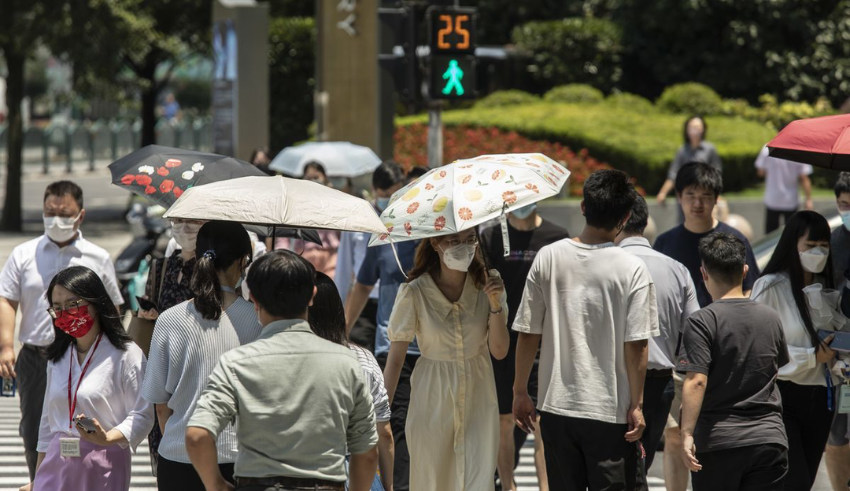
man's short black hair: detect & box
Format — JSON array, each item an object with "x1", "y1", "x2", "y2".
[
  {"x1": 44, "y1": 181, "x2": 83, "y2": 209},
  {"x1": 583, "y1": 169, "x2": 636, "y2": 231},
  {"x1": 835, "y1": 172, "x2": 850, "y2": 198},
  {"x1": 675, "y1": 162, "x2": 723, "y2": 198},
  {"x1": 372, "y1": 160, "x2": 406, "y2": 191},
  {"x1": 405, "y1": 166, "x2": 429, "y2": 183},
  {"x1": 247, "y1": 250, "x2": 316, "y2": 318},
  {"x1": 622, "y1": 189, "x2": 649, "y2": 236},
  {"x1": 698, "y1": 232, "x2": 746, "y2": 286}
]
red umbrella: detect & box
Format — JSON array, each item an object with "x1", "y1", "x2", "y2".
[{"x1": 767, "y1": 114, "x2": 850, "y2": 171}]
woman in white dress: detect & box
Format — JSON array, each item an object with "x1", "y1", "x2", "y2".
[{"x1": 384, "y1": 228, "x2": 509, "y2": 491}]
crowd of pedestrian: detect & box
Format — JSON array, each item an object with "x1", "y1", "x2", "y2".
[{"x1": 5, "y1": 126, "x2": 850, "y2": 491}]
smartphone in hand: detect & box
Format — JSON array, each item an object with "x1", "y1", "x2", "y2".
[{"x1": 75, "y1": 417, "x2": 97, "y2": 434}]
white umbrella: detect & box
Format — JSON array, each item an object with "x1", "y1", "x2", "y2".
[
  {"x1": 269, "y1": 142, "x2": 382, "y2": 178},
  {"x1": 163, "y1": 175, "x2": 386, "y2": 234}
]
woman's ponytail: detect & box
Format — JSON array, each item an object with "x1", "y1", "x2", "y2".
[{"x1": 190, "y1": 221, "x2": 252, "y2": 320}]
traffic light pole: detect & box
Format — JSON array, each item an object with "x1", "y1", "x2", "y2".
[{"x1": 427, "y1": 101, "x2": 443, "y2": 168}]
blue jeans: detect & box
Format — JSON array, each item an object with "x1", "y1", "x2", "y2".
[{"x1": 344, "y1": 456, "x2": 385, "y2": 491}]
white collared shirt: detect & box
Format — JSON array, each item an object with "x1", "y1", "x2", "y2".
[
  {"x1": 0, "y1": 233, "x2": 124, "y2": 347},
  {"x1": 37, "y1": 338, "x2": 154, "y2": 452}
]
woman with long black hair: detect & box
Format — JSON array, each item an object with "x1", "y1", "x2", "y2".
[
  {"x1": 141, "y1": 221, "x2": 262, "y2": 491},
  {"x1": 655, "y1": 115, "x2": 723, "y2": 206},
  {"x1": 24, "y1": 266, "x2": 153, "y2": 491},
  {"x1": 309, "y1": 272, "x2": 394, "y2": 491},
  {"x1": 752, "y1": 210, "x2": 843, "y2": 490}
]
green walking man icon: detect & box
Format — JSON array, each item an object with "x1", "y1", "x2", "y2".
[{"x1": 442, "y1": 59, "x2": 465, "y2": 96}]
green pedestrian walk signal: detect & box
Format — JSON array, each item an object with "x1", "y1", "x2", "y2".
[
  {"x1": 442, "y1": 60, "x2": 465, "y2": 96},
  {"x1": 428, "y1": 7, "x2": 477, "y2": 100}
]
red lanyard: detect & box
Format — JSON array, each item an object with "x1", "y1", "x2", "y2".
[{"x1": 67, "y1": 333, "x2": 103, "y2": 430}]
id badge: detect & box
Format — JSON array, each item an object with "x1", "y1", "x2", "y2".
[
  {"x1": 59, "y1": 437, "x2": 81, "y2": 457},
  {"x1": 839, "y1": 385, "x2": 850, "y2": 414}
]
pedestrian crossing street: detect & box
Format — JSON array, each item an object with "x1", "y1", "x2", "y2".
[
  {"x1": 0, "y1": 396, "x2": 666, "y2": 491},
  {"x1": 513, "y1": 435, "x2": 666, "y2": 491}
]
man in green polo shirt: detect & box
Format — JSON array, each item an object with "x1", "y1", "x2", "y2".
[{"x1": 186, "y1": 250, "x2": 378, "y2": 491}]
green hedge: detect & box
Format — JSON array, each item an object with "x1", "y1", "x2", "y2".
[
  {"x1": 398, "y1": 103, "x2": 776, "y2": 193},
  {"x1": 656, "y1": 82, "x2": 723, "y2": 115},
  {"x1": 475, "y1": 90, "x2": 540, "y2": 109},
  {"x1": 544, "y1": 84, "x2": 605, "y2": 104}
]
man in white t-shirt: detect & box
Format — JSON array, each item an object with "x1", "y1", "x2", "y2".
[
  {"x1": 0, "y1": 181, "x2": 123, "y2": 480},
  {"x1": 513, "y1": 170, "x2": 659, "y2": 491},
  {"x1": 755, "y1": 145, "x2": 813, "y2": 234}
]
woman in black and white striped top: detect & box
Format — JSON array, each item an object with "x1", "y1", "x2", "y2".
[
  {"x1": 309, "y1": 272, "x2": 393, "y2": 491},
  {"x1": 141, "y1": 221, "x2": 262, "y2": 491}
]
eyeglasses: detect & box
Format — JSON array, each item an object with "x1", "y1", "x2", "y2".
[
  {"x1": 47, "y1": 299, "x2": 87, "y2": 319},
  {"x1": 444, "y1": 237, "x2": 479, "y2": 248},
  {"x1": 170, "y1": 219, "x2": 205, "y2": 227}
]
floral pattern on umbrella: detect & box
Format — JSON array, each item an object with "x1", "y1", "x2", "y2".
[{"x1": 369, "y1": 153, "x2": 570, "y2": 246}]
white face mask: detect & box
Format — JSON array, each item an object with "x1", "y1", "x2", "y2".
[
  {"x1": 43, "y1": 213, "x2": 80, "y2": 243},
  {"x1": 172, "y1": 222, "x2": 203, "y2": 252},
  {"x1": 799, "y1": 246, "x2": 829, "y2": 274},
  {"x1": 440, "y1": 243, "x2": 477, "y2": 272},
  {"x1": 840, "y1": 210, "x2": 850, "y2": 232}
]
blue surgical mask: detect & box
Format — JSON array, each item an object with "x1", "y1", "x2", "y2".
[
  {"x1": 842, "y1": 211, "x2": 850, "y2": 232},
  {"x1": 376, "y1": 197, "x2": 391, "y2": 212},
  {"x1": 511, "y1": 204, "x2": 537, "y2": 220}
]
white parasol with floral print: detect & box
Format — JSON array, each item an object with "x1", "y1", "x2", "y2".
[{"x1": 368, "y1": 153, "x2": 570, "y2": 254}]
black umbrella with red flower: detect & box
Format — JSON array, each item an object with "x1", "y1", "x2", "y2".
[{"x1": 109, "y1": 145, "x2": 322, "y2": 245}]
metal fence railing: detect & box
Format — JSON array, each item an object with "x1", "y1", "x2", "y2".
[{"x1": 0, "y1": 117, "x2": 213, "y2": 173}]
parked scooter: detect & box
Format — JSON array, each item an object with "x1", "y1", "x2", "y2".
[{"x1": 114, "y1": 200, "x2": 171, "y2": 310}]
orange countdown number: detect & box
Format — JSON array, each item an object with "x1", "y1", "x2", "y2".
[
  {"x1": 437, "y1": 15, "x2": 452, "y2": 50},
  {"x1": 455, "y1": 15, "x2": 470, "y2": 50}
]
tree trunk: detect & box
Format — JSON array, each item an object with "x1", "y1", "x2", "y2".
[
  {"x1": 0, "y1": 52, "x2": 26, "y2": 232},
  {"x1": 140, "y1": 62, "x2": 159, "y2": 147}
]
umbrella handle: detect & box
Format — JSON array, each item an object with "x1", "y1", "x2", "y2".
[{"x1": 500, "y1": 202, "x2": 510, "y2": 257}]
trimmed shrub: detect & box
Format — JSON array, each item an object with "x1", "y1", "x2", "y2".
[
  {"x1": 475, "y1": 90, "x2": 540, "y2": 109},
  {"x1": 544, "y1": 84, "x2": 604, "y2": 104},
  {"x1": 268, "y1": 17, "x2": 315, "y2": 153},
  {"x1": 512, "y1": 17, "x2": 623, "y2": 93},
  {"x1": 397, "y1": 102, "x2": 775, "y2": 194},
  {"x1": 606, "y1": 92, "x2": 654, "y2": 112},
  {"x1": 656, "y1": 82, "x2": 723, "y2": 116},
  {"x1": 394, "y1": 124, "x2": 617, "y2": 197}
]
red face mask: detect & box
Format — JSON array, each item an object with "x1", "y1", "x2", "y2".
[{"x1": 53, "y1": 305, "x2": 95, "y2": 338}]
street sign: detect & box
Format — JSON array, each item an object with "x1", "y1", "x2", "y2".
[{"x1": 428, "y1": 7, "x2": 476, "y2": 100}]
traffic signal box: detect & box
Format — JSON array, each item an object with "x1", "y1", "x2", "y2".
[{"x1": 428, "y1": 7, "x2": 476, "y2": 100}]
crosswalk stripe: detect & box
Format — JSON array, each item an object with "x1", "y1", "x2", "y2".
[
  {"x1": 0, "y1": 396, "x2": 667, "y2": 491},
  {"x1": 0, "y1": 396, "x2": 156, "y2": 490}
]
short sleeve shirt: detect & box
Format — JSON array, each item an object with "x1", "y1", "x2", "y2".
[
  {"x1": 512, "y1": 239, "x2": 660, "y2": 424},
  {"x1": 654, "y1": 222, "x2": 759, "y2": 307},
  {"x1": 667, "y1": 142, "x2": 722, "y2": 180},
  {"x1": 479, "y1": 219, "x2": 570, "y2": 330},
  {"x1": 357, "y1": 241, "x2": 419, "y2": 356},
  {"x1": 677, "y1": 299, "x2": 790, "y2": 452},
  {"x1": 0, "y1": 234, "x2": 124, "y2": 346},
  {"x1": 754, "y1": 146, "x2": 813, "y2": 211}
]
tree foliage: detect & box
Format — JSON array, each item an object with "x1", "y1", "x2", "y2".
[{"x1": 268, "y1": 16, "x2": 315, "y2": 153}]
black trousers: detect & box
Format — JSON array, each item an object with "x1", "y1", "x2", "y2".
[
  {"x1": 777, "y1": 381, "x2": 833, "y2": 490},
  {"x1": 17, "y1": 345, "x2": 47, "y2": 481},
  {"x1": 539, "y1": 411, "x2": 647, "y2": 491},
  {"x1": 765, "y1": 208, "x2": 796, "y2": 234},
  {"x1": 641, "y1": 375, "x2": 674, "y2": 471},
  {"x1": 157, "y1": 455, "x2": 235, "y2": 491},
  {"x1": 376, "y1": 352, "x2": 419, "y2": 491},
  {"x1": 692, "y1": 444, "x2": 788, "y2": 491}
]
